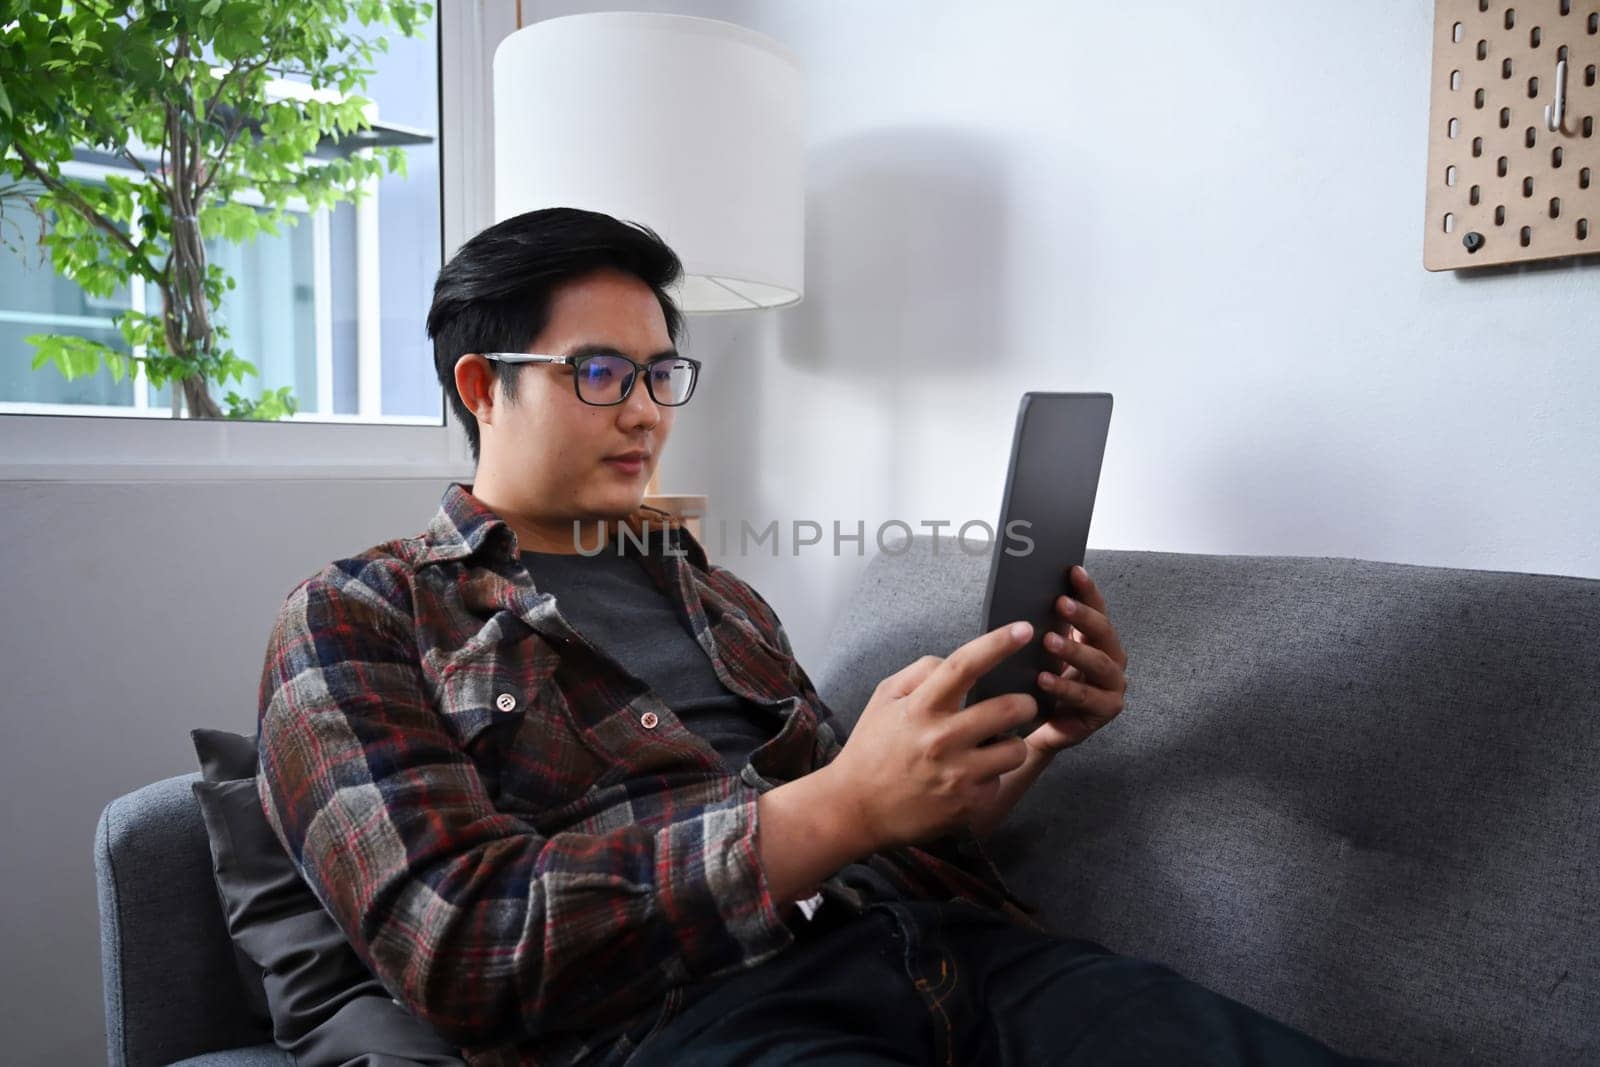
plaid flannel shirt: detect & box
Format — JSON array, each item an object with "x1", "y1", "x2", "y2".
[{"x1": 256, "y1": 482, "x2": 1040, "y2": 1065}]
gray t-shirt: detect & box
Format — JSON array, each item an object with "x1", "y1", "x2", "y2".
[
  {"x1": 521, "y1": 537, "x2": 903, "y2": 907},
  {"x1": 520, "y1": 542, "x2": 784, "y2": 771}
]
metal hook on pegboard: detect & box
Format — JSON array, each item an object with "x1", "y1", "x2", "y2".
[{"x1": 1544, "y1": 58, "x2": 1568, "y2": 134}]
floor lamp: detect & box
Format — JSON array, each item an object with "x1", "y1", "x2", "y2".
[{"x1": 493, "y1": 11, "x2": 805, "y2": 542}]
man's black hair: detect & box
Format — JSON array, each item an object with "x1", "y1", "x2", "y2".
[{"x1": 426, "y1": 207, "x2": 686, "y2": 463}]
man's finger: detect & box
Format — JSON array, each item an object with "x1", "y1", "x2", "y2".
[
  {"x1": 1043, "y1": 657, "x2": 1083, "y2": 682},
  {"x1": 1066, "y1": 564, "x2": 1108, "y2": 613},
  {"x1": 879, "y1": 654, "x2": 944, "y2": 700},
  {"x1": 962, "y1": 731, "x2": 1030, "y2": 781},
  {"x1": 1038, "y1": 670, "x2": 1123, "y2": 730},
  {"x1": 911, "y1": 620, "x2": 1033, "y2": 712},
  {"x1": 1058, "y1": 576, "x2": 1127, "y2": 668},
  {"x1": 1043, "y1": 624, "x2": 1121, "y2": 691},
  {"x1": 1042, "y1": 622, "x2": 1084, "y2": 675},
  {"x1": 942, "y1": 691, "x2": 1038, "y2": 751}
]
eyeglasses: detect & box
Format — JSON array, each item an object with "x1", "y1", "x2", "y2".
[{"x1": 480, "y1": 351, "x2": 701, "y2": 407}]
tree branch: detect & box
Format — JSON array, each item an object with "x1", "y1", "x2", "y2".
[
  {"x1": 117, "y1": 147, "x2": 171, "y2": 201},
  {"x1": 8, "y1": 143, "x2": 147, "y2": 264},
  {"x1": 196, "y1": 56, "x2": 275, "y2": 203},
  {"x1": 202, "y1": 55, "x2": 273, "y2": 126},
  {"x1": 195, "y1": 110, "x2": 249, "y2": 203}
]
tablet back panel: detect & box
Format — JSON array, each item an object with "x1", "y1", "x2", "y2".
[{"x1": 969, "y1": 392, "x2": 1113, "y2": 717}]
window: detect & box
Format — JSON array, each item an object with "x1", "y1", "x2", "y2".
[
  {"x1": 1, "y1": 164, "x2": 327, "y2": 418},
  {"x1": 1, "y1": 4, "x2": 484, "y2": 478},
  {"x1": 0, "y1": 172, "x2": 140, "y2": 412}
]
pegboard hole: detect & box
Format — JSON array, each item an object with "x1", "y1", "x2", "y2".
[
  {"x1": 1579, "y1": 219, "x2": 1590, "y2": 240},
  {"x1": 1527, "y1": 75, "x2": 1540, "y2": 98},
  {"x1": 1553, "y1": 146, "x2": 1564, "y2": 167},
  {"x1": 1451, "y1": 68, "x2": 1463, "y2": 91},
  {"x1": 1550, "y1": 196, "x2": 1562, "y2": 218},
  {"x1": 1558, "y1": 0, "x2": 1571, "y2": 15},
  {"x1": 1473, "y1": 135, "x2": 1485, "y2": 156},
  {"x1": 1530, "y1": 26, "x2": 1542, "y2": 47},
  {"x1": 1499, "y1": 107, "x2": 1512, "y2": 128},
  {"x1": 1444, "y1": 212, "x2": 1456, "y2": 234},
  {"x1": 1590, "y1": 11, "x2": 1599, "y2": 33},
  {"x1": 1475, "y1": 87, "x2": 1486, "y2": 108},
  {"x1": 1478, "y1": 0, "x2": 1489, "y2": 11},
  {"x1": 1524, "y1": 176, "x2": 1536, "y2": 197},
  {"x1": 1520, "y1": 226, "x2": 1532, "y2": 246},
  {"x1": 1585, "y1": 116, "x2": 1595, "y2": 138},
  {"x1": 1478, "y1": 38, "x2": 1490, "y2": 60},
  {"x1": 1454, "y1": 20, "x2": 1466, "y2": 42},
  {"x1": 1586, "y1": 64, "x2": 1597, "y2": 86},
  {"x1": 1504, "y1": 9, "x2": 1516, "y2": 31},
  {"x1": 1559, "y1": 44, "x2": 1570, "y2": 61},
  {"x1": 1502, "y1": 57, "x2": 1514, "y2": 79},
  {"x1": 1498, "y1": 155, "x2": 1510, "y2": 177},
  {"x1": 1495, "y1": 205, "x2": 1507, "y2": 226},
  {"x1": 1526, "y1": 125, "x2": 1538, "y2": 148},
  {"x1": 1470, "y1": 184, "x2": 1482, "y2": 205},
  {"x1": 1580, "y1": 166, "x2": 1592, "y2": 189},
  {"x1": 1447, "y1": 164, "x2": 1458, "y2": 186},
  {"x1": 1451, "y1": 116, "x2": 1463, "y2": 138}
]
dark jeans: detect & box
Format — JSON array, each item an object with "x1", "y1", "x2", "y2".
[{"x1": 628, "y1": 897, "x2": 1400, "y2": 1066}]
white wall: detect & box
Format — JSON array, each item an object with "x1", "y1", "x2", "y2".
[
  {"x1": 634, "y1": 0, "x2": 1600, "y2": 675},
  {"x1": 5, "y1": 1, "x2": 1598, "y2": 1060}
]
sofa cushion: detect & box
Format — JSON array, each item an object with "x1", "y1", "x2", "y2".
[
  {"x1": 813, "y1": 539, "x2": 1600, "y2": 1067},
  {"x1": 190, "y1": 730, "x2": 464, "y2": 1065},
  {"x1": 169, "y1": 1045, "x2": 293, "y2": 1066}
]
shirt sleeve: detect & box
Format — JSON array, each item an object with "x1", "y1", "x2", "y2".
[{"x1": 255, "y1": 567, "x2": 798, "y2": 1048}]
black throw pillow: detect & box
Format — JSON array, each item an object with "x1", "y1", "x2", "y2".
[
  {"x1": 193, "y1": 726, "x2": 260, "y2": 781},
  {"x1": 191, "y1": 728, "x2": 272, "y2": 1027},
  {"x1": 190, "y1": 729, "x2": 465, "y2": 1065}
]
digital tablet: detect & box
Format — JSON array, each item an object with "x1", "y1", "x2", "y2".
[{"x1": 968, "y1": 392, "x2": 1113, "y2": 734}]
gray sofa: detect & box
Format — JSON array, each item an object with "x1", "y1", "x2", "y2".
[{"x1": 96, "y1": 540, "x2": 1600, "y2": 1066}]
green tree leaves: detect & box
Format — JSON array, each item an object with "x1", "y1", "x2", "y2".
[{"x1": 0, "y1": 0, "x2": 434, "y2": 419}]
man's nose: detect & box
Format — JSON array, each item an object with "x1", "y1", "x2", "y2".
[{"x1": 618, "y1": 372, "x2": 660, "y2": 425}]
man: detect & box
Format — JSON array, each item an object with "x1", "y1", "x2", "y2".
[{"x1": 257, "y1": 207, "x2": 1391, "y2": 1065}]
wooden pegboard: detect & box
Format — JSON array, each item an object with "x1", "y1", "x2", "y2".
[{"x1": 1425, "y1": 1, "x2": 1600, "y2": 269}]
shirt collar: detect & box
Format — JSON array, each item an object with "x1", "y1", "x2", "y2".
[{"x1": 420, "y1": 482, "x2": 708, "y2": 571}]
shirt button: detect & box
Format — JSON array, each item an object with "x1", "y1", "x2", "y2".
[
  {"x1": 640, "y1": 711, "x2": 659, "y2": 729},
  {"x1": 495, "y1": 693, "x2": 517, "y2": 712}
]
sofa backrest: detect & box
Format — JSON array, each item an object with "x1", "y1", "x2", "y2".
[
  {"x1": 812, "y1": 539, "x2": 1600, "y2": 1067},
  {"x1": 95, "y1": 771, "x2": 272, "y2": 1067}
]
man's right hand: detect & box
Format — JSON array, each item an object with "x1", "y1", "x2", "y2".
[{"x1": 822, "y1": 620, "x2": 1039, "y2": 853}]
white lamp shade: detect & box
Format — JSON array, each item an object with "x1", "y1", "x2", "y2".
[{"x1": 493, "y1": 13, "x2": 805, "y2": 312}]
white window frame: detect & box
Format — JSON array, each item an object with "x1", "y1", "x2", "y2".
[{"x1": 0, "y1": 0, "x2": 517, "y2": 482}]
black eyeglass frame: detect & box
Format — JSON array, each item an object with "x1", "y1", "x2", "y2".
[{"x1": 478, "y1": 351, "x2": 703, "y2": 407}]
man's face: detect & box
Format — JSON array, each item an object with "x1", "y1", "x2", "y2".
[{"x1": 460, "y1": 267, "x2": 677, "y2": 532}]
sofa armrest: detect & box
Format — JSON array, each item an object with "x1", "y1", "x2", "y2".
[{"x1": 96, "y1": 772, "x2": 272, "y2": 1067}]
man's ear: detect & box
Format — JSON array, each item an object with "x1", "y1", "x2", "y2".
[{"x1": 454, "y1": 353, "x2": 496, "y2": 425}]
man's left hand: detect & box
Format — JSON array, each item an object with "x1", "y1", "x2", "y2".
[{"x1": 1025, "y1": 564, "x2": 1129, "y2": 754}]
